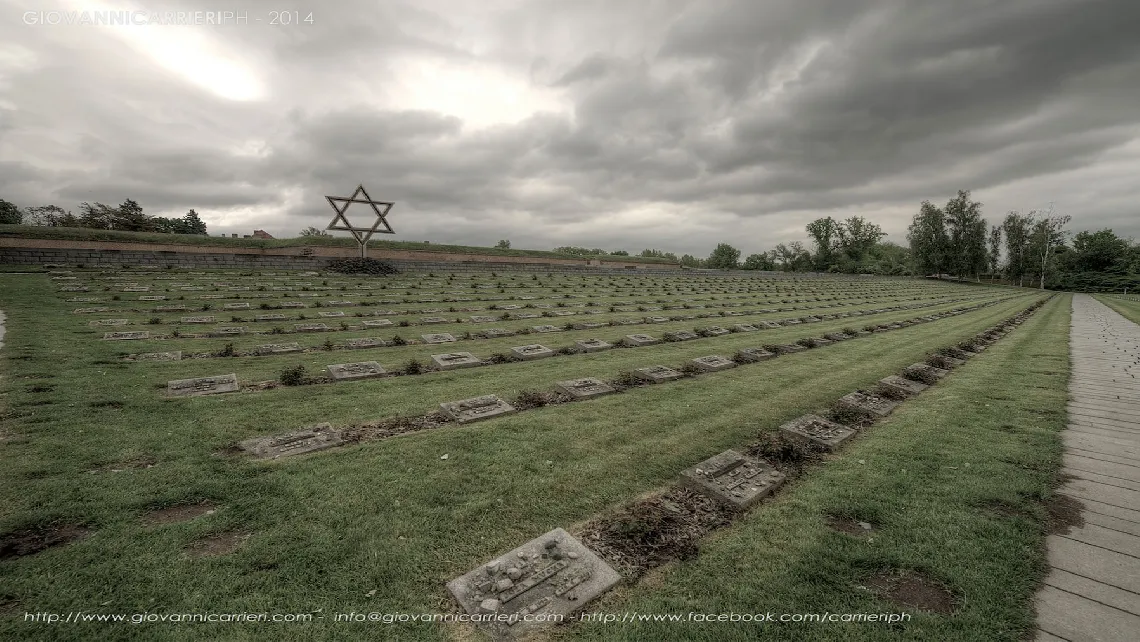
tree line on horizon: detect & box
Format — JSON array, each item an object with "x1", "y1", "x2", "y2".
[{"x1": 0, "y1": 198, "x2": 207, "y2": 235}]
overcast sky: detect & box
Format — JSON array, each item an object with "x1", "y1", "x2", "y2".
[{"x1": 1, "y1": 0, "x2": 1137, "y2": 256}]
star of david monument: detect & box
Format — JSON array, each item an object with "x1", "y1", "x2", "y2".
[{"x1": 324, "y1": 185, "x2": 395, "y2": 258}]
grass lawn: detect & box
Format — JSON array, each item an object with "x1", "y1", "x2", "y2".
[
  {"x1": 0, "y1": 269, "x2": 1054, "y2": 641},
  {"x1": 1094, "y1": 293, "x2": 1140, "y2": 324}
]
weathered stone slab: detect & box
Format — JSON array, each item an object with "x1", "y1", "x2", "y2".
[
  {"x1": 326, "y1": 300, "x2": 354, "y2": 307},
  {"x1": 470, "y1": 315, "x2": 498, "y2": 323},
  {"x1": 122, "y1": 286, "x2": 150, "y2": 292},
  {"x1": 210, "y1": 327, "x2": 246, "y2": 336},
  {"x1": 318, "y1": 311, "x2": 346, "y2": 318},
  {"x1": 295, "y1": 323, "x2": 333, "y2": 332},
  {"x1": 431, "y1": 352, "x2": 482, "y2": 370},
  {"x1": 74, "y1": 307, "x2": 111, "y2": 314},
  {"x1": 531, "y1": 325, "x2": 562, "y2": 333},
  {"x1": 440, "y1": 395, "x2": 516, "y2": 423},
  {"x1": 446, "y1": 527, "x2": 620, "y2": 637},
  {"x1": 633, "y1": 365, "x2": 684, "y2": 383},
  {"x1": 279, "y1": 302, "x2": 307, "y2": 309},
  {"x1": 759, "y1": 321, "x2": 783, "y2": 329},
  {"x1": 511, "y1": 344, "x2": 555, "y2": 360},
  {"x1": 167, "y1": 373, "x2": 239, "y2": 397},
  {"x1": 181, "y1": 316, "x2": 216, "y2": 324},
  {"x1": 421, "y1": 316, "x2": 449, "y2": 324},
  {"x1": 769, "y1": 344, "x2": 807, "y2": 354},
  {"x1": 138, "y1": 295, "x2": 166, "y2": 301},
  {"x1": 779, "y1": 415, "x2": 855, "y2": 451},
  {"x1": 89, "y1": 319, "x2": 129, "y2": 327},
  {"x1": 878, "y1": 375, "x2": 929, "y2": 396},
  {"x1": 837, "y1": 391, "x2": 899, "y2": 418},
  {"x1": 477, "y1": 328, "x2": 514, "y2": 339},
  {"x1": 701, "y1": 326, "x2": 730, "y2": 337},
  {"x1": 345, "y1": 337, "x2": 386, "y2": 349},
  {"x1": 576, "y1": 339, "x2": 612, "y2": 352},
  {"x1": 681, "y1": 450, "x2": 786, "y2": 510},
  {"x1": 691, "y1": 355, "x2": 737, "y2": 372},
  {"x1": 67, "y1": 297, "x2": 102, "y2": 303},
  {"x1": 732, "y1": 324, "x2": 759, "y2": 332},
  {"x1": 239, "y1": 423, "x2": 344, "y2": 460},
  {"x1": 624, "y1": 334, "x2": 660, "y2": 347},
  {"x1": 256, "y1": 343, "x2": 302, "y2": 355},
  {"x1": 904, "y1": 363, "x2": 950, "y2": 381},
  {"x1": 59, "y1": 286, "x2": 90, "y2": 292},
  {"x1": 823, "y1": 333, "x2": 853, "y2": 341},
  {"x1": 664, "y1": 330, "x2": 699, "y2": 341},
  {"x1": 572, "y1": 322, "x2": 607, "y2": 330},
  {"x1": 103, "y1": 331, "x2": 149, "y2": 340},
  {"x1": 554, "y1": 378, "x2": 616, "y2": 400},
  {"x1": 255, "y1": 314, "x2": 287, "y2": 321},
  {"x1": 422, "y1": 333, "x2": 457, "y2": 344},
  {"x1": 327, "y1": 361, "x2": 386, "y2": 380},
  {"x1": 735, "y1": 348, "x2": 776, "y2": 363},
  {"x1": 645, "y1": 316, "x2": 670, "y2": 324},
  {"x1": 362, "y1": 319, "x2": 394, "y2": 328},
  {"x1": 224, "y1": 302, "x2": 251, "y2": 310},
  {"x1": 133, "y1": 351, "x2": 182, "y2": 361}
]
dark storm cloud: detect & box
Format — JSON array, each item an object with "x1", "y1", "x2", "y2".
[{"x1": 1, "y1": 0, "x2": 1137, "y2": 252}]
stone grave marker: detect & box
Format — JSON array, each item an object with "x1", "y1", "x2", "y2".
[
  {"x1": 734, "y1": 348, "x2": 776, "y2": 363},
  {"x1": 210, "y1": 327, "x2": 245, "y2": 336},
  {"x1": 905, "y1": 363, "x2": 950, "y2": 381},
  {"x1": 572, "y1": 322, "x2": 607, "y2": 330},
  {"x1": 878, "y1": 375, "x2": 929, "y2": 396},
  {"x1": 255, "y1": 314, "x2": 288, "y2": 322},
  {"x1": 532, "y1": 325, "x2": 562, "y2": 333},
  {"x1": 446, "y1": 527, "x2": 620, "y2": 638},
  {"x1": 759, "y1": 321, "x2": 783, "y2": 329},
  {"x1": 440, "y1": 395, "x2": 516, "y2": 423},
  {"x1": 664, "y1": 330, "x2": 699, "y2": 342},
  {"x1": 239, "y1": 423, "x2": 345, "y2": 460},
  {"x1": 326, "y1": 300, "x2": 354, "y2": 307},
  {"x1": 779, "y1": 415, "x2": 855, "y2": 451},
  {"x1": 837, "y1": 391, "x2": 899, "y2": 418},
  {"x1": 67, "y1": 297, "x2": 101, "y2": 303},
  {"x1": 363, "y1": 319, "x2": 394, "y2": 328},
  {"x1": 139, "y1": 295, "x2": 166, "y2": 301},
  {"x1": 783, "y1": 318, "x2": 802, "y2": 325},
  {"x1": 256, "y1": 343, "x2": 302, "y2": 355},
  {"x1": 59, "y1": 286, "x2": 90, "y2": 292},
  {"x1": 345, "y1": 338, "x2": 386, "y2": 349},
  {"x1": 575, "y1": 339, "x2": 612, "y2": 352},
  {"x1": 680, "y1": 450, "x2": 785, "y2": 510},
  {"x1": 422, "y1": 333, "x2": 457, "y2": 344},
  {"x1": 224, "y1": 302, "x2": 251, "y2": 310},
  {"x1": 823, "y1": 333, "x2": 853, "y2": 341},
  {"x1": 732, "y1": 324, "x2": 759, "y2": 332},
  {"x1": 181, "y1": 316, "x2": 216, "y2": 324},
  {"x1": 624, "y1": 334, "x2": 660, "y2": 347},
  {"x1": 770, "y1": 344, "x2": 807, "y2": 354},
  {"x1": 318, "y1": 311, "x2": 346, "y2": 318},
  {"x1": 103, "y1": 331, "x2": 149, "y2": 340},
  {"x1": 421, "y1": 316, "x2": 448, "y2": 324},
  {"x1": 279, "y1": 302, "x2": 306, "y2": 309},
  {"x1": 477, "y1": 328, "x2": 514, "y2": 339},
  {"x1": 295, "y1": 323, "x2": 333, "y2": 332},
  {"x1": 701, "y1": 326, "x2": 730, "y2": 337},
  {"x1": 431, "y1": 352, "x2": 482, "y2": 370},
  {"x1": 327, "y1": 362, "x2": 386, "y2": 381},
  {"x1": 511, "y1": 344, "x2": 555, "y2": 360},
  {"x1": 470, "y1": 315, "x2": 498, "y2": 323},
  {"x1": 133, "y1": 351, "x2": 181, "y2": 361},
  {"x1": 74, "y1": 307, "x2": 111, "y2": 314},
  {"x1": 122, "y1": 286, "x2": 150, "y2": 292},
  {"x1": 554, "y1": 378, "x2": 615, "y2": 400},
  {"x1": 166, "y1": 373, "x2": 239, "y2": 397},
  {"x1": 633, "y1": 365, "x2": 684, "y2": 383},
  {"x1": 90, "y1": 319, "x2": 129, "y2": 327},
  {"x1": 691, "y1": 355, "x2": 736, "y2": 372},
  {"x1": 155, "y1": 305, "x2": 187, "y2": 312},
  {"x1": 645, "y1": 316, "x2": 670, "y2": 324}
]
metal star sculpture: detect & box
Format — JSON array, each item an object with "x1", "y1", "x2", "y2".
[{"x1": 324, "y1": 184, "x2": 395, "y2": 257}]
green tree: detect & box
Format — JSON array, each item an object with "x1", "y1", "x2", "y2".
[
  {"x1": 113, "y1": 198, "x2": 152, "y2": 231},
  {"x1": 943, "y1": 190, "x2": 988, "y2": 280},
  {"x1": 742, "y1": 253, "x2": 775, "y2": 270},
  {"x1": 1069, "y1": 229, "x2": 1129, "y2": 272},
  {"x1": 609, "y1": 250, "x2": 629, "y2": 256},
  {"x1": 805, "y1": 217, "x2": 840, "y2": 270},
  {"x1": 988, "y1": 225, "x2": 1002, "y2": 281},
  {"x1": 679, "y1": 254, "x2": 702, "y2": 267},
  {"x1": 495, "y1": 239, "x2": 511, "y2": 249},
  {"x1": 907, "y1": 200, "x2": 950, "y2": 276},
  {"x1": 1028, "y1": 211, "x2": 1071, "y2": 290},
  {"x1": 78, "y1": 202, "x2": 116, "y2": 230},
  {"x1": 706, "y1": 243, "x2": 741, "y2": 269},
  {"x1": 837, "y1": 216, "x2": 887, "y2": 265},
  {"x1": 1002, "y1": 211, "x2": 1034, "y2": 287},
  {"x1": 182, "y1": 209, "x2": 207, "y2": 235},
  {"x1": 25, "y1": 205, "x2": 76, "y2": 227},
  {"x1": 0, "y1": 199, "x2": 22, "y2": 224},
  {"x1": 299, "y1": 226, "x2": 330, "y2": 237}
]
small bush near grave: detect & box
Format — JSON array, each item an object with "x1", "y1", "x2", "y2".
[
  {"x1": 398, "y1": 320, "x2": 410, "y2": 327},
  {"x1": 842, "y1": 327, "x2": 859, "y2": 335},
  {"x1": 270, "y1": 326, "x2": 284, "y2": 335},
  {"x1": 279, "y1": 365, "x2": 307, "y2": 386},
  {"x1": 679, "y1": 363, "x2": 704, "y2": 376},
  {"x1": 513, "y1": 390, "x2": 550, "y2": 410},
  {"x1": 215, "y1": 343, "x2": 236, "y2": 358},
  {"x1": 611, "y1": 371, "x2": 641, "y2": 388},
  {"x1": 170, "y1": 329, "x2": 181, "y2": 338},
  {"x1": 201, "y1": 304, "x2": 212, "y2": 311},
  {"x1": 148, "y1": 317, "x2": 162, "y2": 325},
  {"x1": 325, "y1": 258, "x2": 400, "y2": 275},
  {"x1": 403, "y1": 359, "x2": 424, "y2": 375},
  {"x1": 390, "y1": 335, "x2": 406, "y2": 346},
  {"x1": 322, "y1": 340, "x2": 334, "y2": 351}
]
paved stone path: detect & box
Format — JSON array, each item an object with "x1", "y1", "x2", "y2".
[{"x1": 1035, "y1": 295, "x2": 1140, "y2": 641}]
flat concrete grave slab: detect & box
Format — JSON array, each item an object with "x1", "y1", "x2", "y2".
[
  {"x1": 279, "y1": 302, "x2": 306, "y2": 309},
  {"x1": 254, "y1": 313, "x2": 287, "y2": 322},
  {"x1": 363, "y1": 319, "x2": 394, "y2": 328},
  {"x1": 470, "y1": 315, "x2": 498, "y2": 323},
  {"x1": 681, "y1": 450, "x2": 786, "y2": 510},
  {"x1": 760, "y1": 321, "x2": 783, "y2": 329},
  {"x1": 554, "y1": 378, "x2": 616, "y2": 400},
  {"x1": 691, "y1": 355, "x2": 737, "y2": 372},
  {"x1": 167, "y1": 374, "x2": 239, "y2": 397},
  {"x1": 155, "y1": 305, "x2": 187, "y2": 312},
  {"x1": 779, "y1": 415, "x2": 855, "y2": 451},
  {"x1": 103, "y1": 331, "x2": 150, "y2": 340},
  {"x1": 345, "y1": 338, "x2": 386, "y2": 349},
  {"x1": 878, "y1": 375, "x2": 929, "y2": 396},
  {"x1": 733, "y1": 324, "x2": 759, "y2": 332},
  {"x1": 701, "y1": 326, "x2": 731, "y2": 337},
  {"x1": 511, "y1": 344, "x2": 555, "y2": 360},
  {"x1": 134, "y1": 351, "x2": 181, "y2": 361},
  {"x1": 905, "y1": 363, "x2": 950, "y2": 381},
  {"x1": 89, "y1": 319, "x2": 129, "y2": 327},
  {"x1": 576, "y1": 339, "x2": 612, "y2": 352},
  {"x1": 478, "y1": 328, "x2": 514, "y2": 339},
  {"x1": 645, "y1": 316, "x2": 670, "y2": 323},
  {"x1": 633, "y1": 365, "x2": 684, "y2": 383},
  {"x1": 327, "y1": 362, "x2": 386, "y2": 381},
  {"x1": 432, "y1": 352, "x2": 483, "y2": 370},
  {"x1": 440, "y1": 395, "x2": 516, "y2": 423},
  {"x1": 531, "y1": 325, "x2": 562, "y2": 333},
  {"x1": 422, "y1": 333, "x2": 457, "y2": 344},
  {"x1": 256, "y1": 343, "x2": 301, "y2": 355},
  {"x1": 74, "y1": 307, "x2": 111, "y2": 314},
  {"x1": 572, "y1": 322, "x2": 607, "y2": 330},
  {"x1": 138, "y1": 295, "x2": 166, "y2": 301},
  {"x1": 624, "y1": 334, "x2": 660, "y2": 347},
  {"x1": 325, "y1": 300, "x2": 354, "y2": 306},
  {"x1": 769, "y1": 344, "x2": 807, "y2": 354},
  {"x1": 512, "y1": 313, "x2": 542, "y2": 320},
  {"x1": 735, "y1": 348, "x2": 776, "y2": 363},
  {"x1": 239, "y1": 423, "x2": 344, "y2": 460},
  {"x1": 665, "y1": 330, "x2": 699, "y2": 341},
  {"x1": 823, "y1": 333, "x2": 854, "y2": 341},
  {"x1": 446, "y1": 527, "x2": 620, "y2": 638},
  {"x1": 295, "y1": 323, "x2": 333, "y2": 332},
  {"x1": 182, "y1": 316, "x2": 216, "y2": 324},
  {"x1": 837, "y1": 391, "x2": 899, "y2": 418},
  {"x1": 210, "y1": 327, "x2": 246, "y2": 336},
  {"x1": 802, "y1": 316, "x2": 822, "y2": 323},
  {"x1": 421, "y1": 316, "x2": 448, "y2": 324},
  {"x1": 318, "y1": 311, "x2": 346, "y2": 318},
  {"x1": 223, "y1": 303, "x2": 251, "y2": 310}
]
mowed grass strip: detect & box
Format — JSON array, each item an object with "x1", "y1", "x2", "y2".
[
  {"x1": 1094, "y1": 293, "x2": 1140, "y2": 324},
  {"x1": 0, "y1": 279, "x2": 1038, "y2": 641},
  {"x1": 563, "y1": 294, "x2": 1070, "y2": 642}
]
